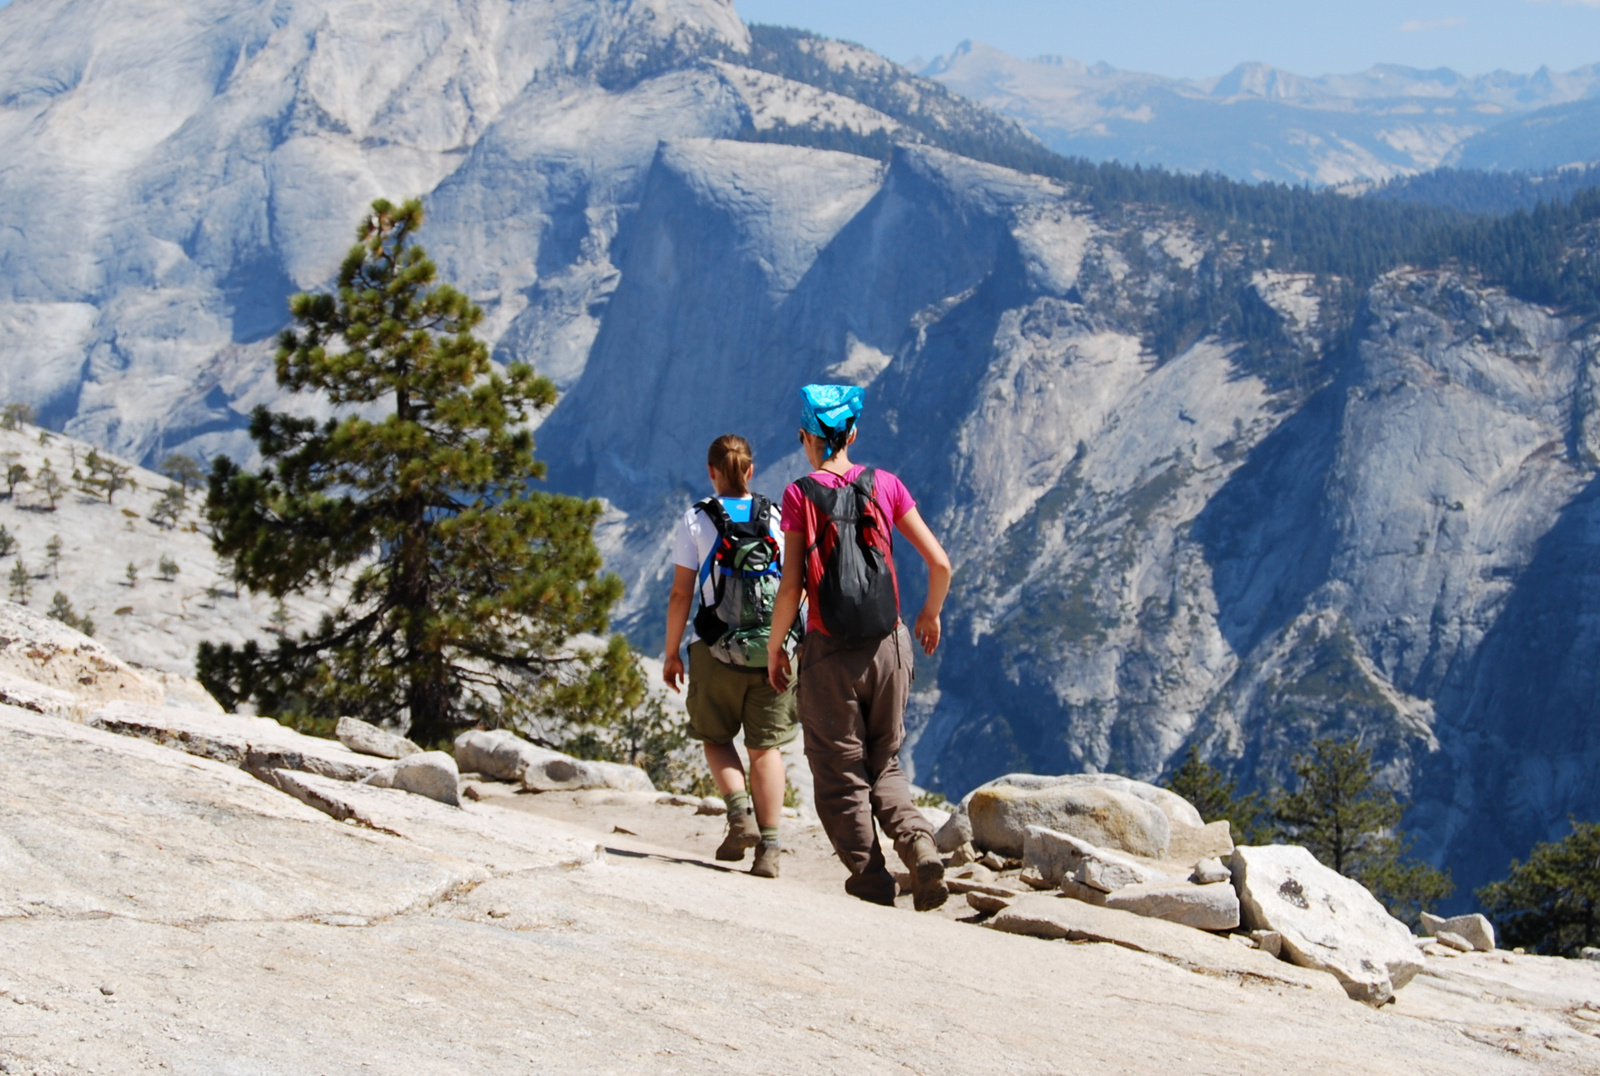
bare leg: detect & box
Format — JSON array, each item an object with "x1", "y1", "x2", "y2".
[
  {"x1": 704, "y1": 741, "x2": 747, "y2": 797},
  {"x1": 747, "y1": 747, "x2": 785, "y2": 830}
]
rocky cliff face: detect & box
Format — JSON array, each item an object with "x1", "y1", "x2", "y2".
[{"x1": 4, "y1": 0, "x2": 1600, "y2": 896}]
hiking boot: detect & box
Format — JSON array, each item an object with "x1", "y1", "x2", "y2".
[
  {"x1": 903, "y1": 834, "x2": 948, "y2": 912},
  {"x1": 843, "y1": 867, "x2": 898, "y2": 907},
  {"x1": 750, "y1": 839, "x2": 781, "y2": 878},
  {"x1": 715, "y1": 805, "x2": 761, "y2": 862}
]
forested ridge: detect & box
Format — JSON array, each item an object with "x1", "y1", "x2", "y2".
[{"x1": 727, "y1": 25, "x2": 1600, "y2": 323}]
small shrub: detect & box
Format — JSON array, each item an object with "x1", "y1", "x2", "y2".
[
  {"x1": 124, "y1": 562, "x2": 138, "y2": 588},
  {"x1": 157, "y1": 555, "x2": 180, "y2": 582}
]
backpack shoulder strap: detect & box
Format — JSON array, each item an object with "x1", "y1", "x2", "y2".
[{"x1": 694, "y1": 496, "x2": 732, "y2": 536}]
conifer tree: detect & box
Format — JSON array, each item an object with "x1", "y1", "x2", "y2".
[
  {"x1": 149, "y1": 485, "x2": 186, "y2": 529},
  {"x1": 33, "y1": 460, "x2": 64, "y2": 510},
  {"x1": 1273, "y1": 737, "x2": 1453, "y2": 923},
  {"x1": 1162, "y1": 745, "x2": 1274, "y2": 844},
  {"x1": 199, "y1": 198, "x2": 625, "y2": 746},
  {"x1": 44, "y1": 535, "x2": 60, "y2": 578},
  {"x1": 9, "y1": 559, "x2": 30, "y2": 605},
  {"x1": 159, "y1": 454, "x2": 205, "y2": 496},
  {"x1": 1478, "y1": 821, "x2": 1600, "y2": 955},
  {"x1": 0, "y1": 525, "x2": 14, "y2": 559},
  {"x1": 46, "y1": 592, "x2": 93, "y2": 636}
]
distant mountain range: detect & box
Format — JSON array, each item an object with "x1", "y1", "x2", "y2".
[{"x1": 924, "y1": 41, "x2": 1600, "y2": 184}]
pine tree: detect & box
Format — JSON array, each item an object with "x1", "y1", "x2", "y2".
[
  {"x1": 1273, "y1": 737, "x2": 1453, "y2": 923},
  {"x1": 9, "y1": 559, "x2": 31, "y2": 605},
  {"x1": 1478, "y1": 821, "x2": 1600, "y2": 956},
  {"x1": 79, "y1": 449, "x2": 135, "y2": 504},
  {"x1": 46, "y1": 592, "x2": 93, "y2": 636},
  {"x1": 159, "y1": 454, "x2": 205, "y2": 496},
  {"x1": 125, "y1": 561, "x2": 138, "y2": 588},
  {"x1": 0, "y1": 525, "x2": 14, "y2": 559},
  {"x1": 157, "y1": 554, "x2": 180, "y2": 582},
  {"x1": 1, "y1": 453, "x2": 23, "y2": 498},
  {"x1": 44, "y1": 535, "x2": 61, "y2": 579},
  {"x1": 199, "y1": 198, "x2": 624, "y2": 746},
  {"x1": 149, "y1": 485, "x2": 186, "y2": 529},
  {"x1": 33, "y1": 460, "x2": 64, "y2": 510},
  {"x1": 1162, "y1": 745, "x2": 1274, "y2": 844}
]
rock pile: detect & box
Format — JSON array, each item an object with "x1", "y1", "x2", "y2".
[{"x1": 943, "y1": 770, "x2": 1453, "y2": 1005}]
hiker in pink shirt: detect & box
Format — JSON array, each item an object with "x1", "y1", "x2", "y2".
[{"x1": 767, "y1": 384, "x2": 953, "y2": 910}]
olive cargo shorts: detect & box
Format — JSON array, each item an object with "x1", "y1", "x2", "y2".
[{"x1": 685, "y1": 641, "x2": 799, "y2": 750}]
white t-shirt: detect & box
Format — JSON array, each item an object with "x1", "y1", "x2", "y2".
[{"x1": 671, "y1": 494, "x2": 783, "y2": 643}]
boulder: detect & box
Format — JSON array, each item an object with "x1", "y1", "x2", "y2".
[
  {"x1": 453, "y1": 729, "x2": 540, "y2": 781},
  {"x1": 1022, "y1": 825, "x2": 1086, "y2": 886},
  {"x1": 363, "y1": 751, "x2": 461, "y2": 807},
  {"x1": 336, "y1": 716, "x2": 420, "y2": 760},
  {"x1": 970, "y1": 783, "x2": 1170, "y2": 858},
  {"x1": 1190, "y1": 858, "x2": 1231, "y2": 885},
  {"x1": 1105, "y1": 882, "x2": 1240, "y2": 932},
  {"x1": 1168, "y1": 820, "x2": 1235, "y2": 863},
  {"x1": 935, "y1": 771, "x2": 1203, "y2": 854},
  {"x1": 452, "y1": 729, "x2": 653, "y2": 793},
  {"x1": 1419, "y1": 911, "x2": 1495, "y2": 952},
  {"x1": 1231, "y1": 844, "x2": 1424, "y2": 1004},
  {"x1": 1435, "y1": 930, "x2": 1473, "y2": 952}
]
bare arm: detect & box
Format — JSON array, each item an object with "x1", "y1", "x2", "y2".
[
  {"x1": 895, "y1": 506, "x2": 951, "y2": 655},
  {"x1": 766, "y1": 529, "x2": 807, "y2": 692},
  {"x1": 662, "y1": 565, "x2": 696, "y2": 692}
]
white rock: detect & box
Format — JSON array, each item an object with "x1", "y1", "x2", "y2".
[
  {"x1": 1076, "y1": 849, "x2": 1155, "y2": 895},
  {"x1": 1105, "y1": 882, "x2": 1240, "y2": 932},
  {"x1": 452, "y1": 728, "x2": 653, "y2": 793},
  {"x1": 1252, "y1": 930, "x2": 1284, "y2": 959},
  {"x1": 336, "y1": 716, "x2": 420, "y2": 760},
  {"x1": 1435, "y1": 930, "x2": 1473, "y2": 953},
  {"x1": 1190, "y1": 857, "x2": 1231, "y2": 885},
  {"x1": 969, "y1": 783, "x2": 1171, "y2": 858},
  {"x1": 696, "y1": 796, "x2": 727, "y2": 816},
  {"x1": 1580, "y1": 947, "x2": 1600, "y2": 961},
  {"x1": 363, "y1": 752, "x2": 461, "y2": 807},
  {"x1": 1022, "y1": 825, "x2": 1091, "y2": 886},
  {"x1": 1231, "y1": 845, "x2": 1424, "y2": 1004},
  {"x1": 1419, "y1": 911, "x2": 1495, "y2": 952}
]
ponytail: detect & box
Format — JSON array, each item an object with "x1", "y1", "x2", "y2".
[{"x1": 707, "y1": 434, "x2": 752, "y2": 496}]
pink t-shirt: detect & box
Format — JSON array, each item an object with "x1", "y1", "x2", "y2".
[{"x1": 780, "y1": 465, "x2": 916, "y2": 634}]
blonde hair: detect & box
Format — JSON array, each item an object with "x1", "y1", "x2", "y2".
[{"x1": 707, "y1": 434, "x2": 753, "y2": 496}]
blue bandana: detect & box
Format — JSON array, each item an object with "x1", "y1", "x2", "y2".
[{"x1": 799, "y1": 384, "x2": 864, "y2": 440}]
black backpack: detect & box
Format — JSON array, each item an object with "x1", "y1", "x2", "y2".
[
  {"x1": 692, "y1": 495, "x2": 782, "y2": 667},
  {"x1": 795, "y1": 468, "x2": 900, "y2": 642}
]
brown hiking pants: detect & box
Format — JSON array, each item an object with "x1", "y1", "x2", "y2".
[{"x1": 797, "y1": 622, "x2": 933, "y2": 879}]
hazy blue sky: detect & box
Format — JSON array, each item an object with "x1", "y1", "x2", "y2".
[{"x1": 733, "y1": 0, "x2": 1600, "y2": 79}]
